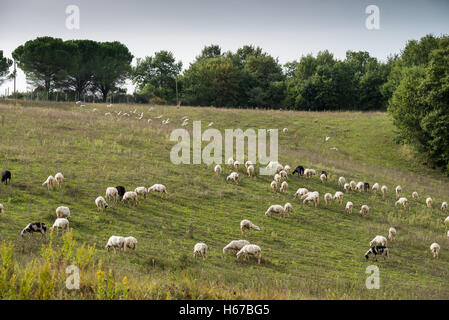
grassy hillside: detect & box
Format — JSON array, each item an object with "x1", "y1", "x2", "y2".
[{"x1": 1, "y1": 100, "x2": 449, "y2": 299}]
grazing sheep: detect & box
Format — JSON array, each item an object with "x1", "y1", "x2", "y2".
[
  {"x1": 124, "y1": 236, "x2": 138, "y2": 251},
  {"x1": 275, "y1": 164, "x2": 284, "y2": 174},
  {"x1": 412, "y1": 191, "x2": 418, "y2": 200},
  {"x1": 245, "y1": 160, "x2": 253, "y2": 169},
  {"x1": 116, "y1": 186, "x2": 126, "y2": 199},
  {"x1": 105, "y1": 236, "x2": 125, "y2": 254},
  {"x1": 426, "y1": 197, "x2": 433, "y2": 208},
  {"x1": 265, "y1": 204, "x2": 286, "y2": 218},
  {"x1": 20, "y1": 222, "x2": 47, "y2": 238},
  {"x1": 372, "y1": 183, "x2": 379, "y2": 193},
  {"x1": 284, "y1": 165, "x2": 291, "y2": 174},
  {"x1": 0, "y1": 203, "x2": 4, "y2": 214},
  {"x1": 223, "y1": 240, "x2": 250, "y2": 254},
  {"x1": 247, "y1": 165, "x2": 255, "y2": 177},
  {"x1": 95, "y1": 196, "x2": 108, "y2": 211},
  {"x1": 284, "y1": 203, "x2": 293, "y2": 216},
  {"x1": 441, "y1": 202, "x2": 448, "y2": 212},
  {"x1": 430, "y1": 243, "x2": 440, "y2": 259},
  {"x1": 333, "y1": 191, "x2": 344, "y2": 205},
  {"x1": 370, "y1": 235, "x2": 387, "y2": 247},
  {"x1": 302, "y1": 191, "x2": 319, "y2": 207},
  {"x1": 122, "y1": 191, "x2": 139, "y2": 205},
  {"x1": 135, "y1": 186, "x2": 148, "y2": 199},
  {"x1": 279, "y1": 170, "x2": 288, "y2": 180},
  {"x1": 395, "y1": 197, "x2": 409, "y2": 209},
  {"x1": 227, "y1": 158, "x2": 234, "y2": 169},
  {"x1": 274, "y1": 173, "x2": 281, "y2": 184},
  {"x1": 294, "y1": 188, "x2": 308, "y2": 198},
  {"x1": 343, "y1": 183, "x2": 350, "y2": 193},
  {"x1": 359, "y1": 205, "x2": 370, "y2": 216},
  {"x1": 56, "y1": 206, "x2": 71, "y2": 219},
  {"x1": 148, "y1": 184, "x2": 168, "y2": 195},
  {"x1": 42, "y1": 175, "x2": 56, "y2": 190},
  {"x1": 338, "y1": 176, "x2": 346, "y2": 187},
  {"x1": 365, "y1": 246, "x2": 389, "y2": 261},
  {"x1": 350, "y1": 180, "x2": 357, "y2": 191},
  {"x1": 304, "y1": 169, "x2": 316, "y2": 178},
  {"x1": 320, "y1": 173, "x2": 327, "y2": 184},
  {"x1": 345, "y1": 201, "x2": 353, "y2": 214},
  {"x1": 1, "y1": 170, "x2": 11, "y2": 185},
  {"x1": 388, "y1": 227, "x2": 397, "y2": 241},
  {"x1": 214, "y1": 164, "x2": 222, "y2": 176},
  {"x1": 234, "y1": 160, "x2": 241, "y2": 170},
  {"x1": 324, "y1": 193, "x2": 333, "y2": 206},
  {"x1": 270, "y1": 181, "x2": 278, "y2": 192},
  {"x1": 240, "y1": 219, "x2": 260, "y2": 235},
  {"x1": 280, "y1": 181, "x2": 288, "y2": 193},
  {"x1": 236, "y1": 244, "x2": 262, "y2": 264},
  {"x1": 226, "y1": 172, "x2": 239, "y2": 184},
  {"x1": 363, "y1": 182, "x2": 370, "y2": 192},
  {"x1": 52, "y1": 218, "x2": 69, "y2": 234},
  {"x1": 381, "y1": 185, "x2": 388, "y2": 198},
  {"x1": 193, "y1": 242, "x2": 208, "y2": 259},
  {"x1": 292, "y1": 166, "x2": 305, "y2": 176},
  {"x1": 282, "y1": 128, "x2": 288, "y2": 133},
  {"x1": 55, "y1": 172, "x2": 64, "y2": 188},
  {"x1": 105, "y1": 187, "x2": 119, "y2": 203},
  {"x1": 395, "y1": 185, "x2": 402, "y2": 197},
  {"x1": 356, "y1": 182, "x2": 364, "y2": 192}
]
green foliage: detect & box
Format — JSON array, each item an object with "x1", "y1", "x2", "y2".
[{"x1": 0, "y1": 50, "x2": 13, "y2": 85}]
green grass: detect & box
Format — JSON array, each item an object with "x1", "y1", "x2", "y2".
[{"x1": 1, "y1": 100, "x2": 449, "y2": 299}]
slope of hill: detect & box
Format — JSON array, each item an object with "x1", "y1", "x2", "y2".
[{"x1": 1, "y1": 100, "x2": 449, "y2": 299}]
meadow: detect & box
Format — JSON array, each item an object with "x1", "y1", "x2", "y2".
[{"x1": 1, "y1": 99, "x2": 449, "y2": 299}]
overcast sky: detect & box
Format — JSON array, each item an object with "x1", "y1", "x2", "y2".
[{"x1": 1, "y1": 0, "x2": 448, "y2": 94}]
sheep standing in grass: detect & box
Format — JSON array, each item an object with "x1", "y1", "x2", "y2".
[
  {"x1": 247, "y1": 165, "x2": 255, "y2": 177},
  {"x1": 324, "y1": 193, "x2": 333, "y2": 206},
  {"x1": 430, "y1": 243, "x2": 440, "y2": 258},
  {"x1": 381, "y1": 185, "x2": 388, "y2": 198},
  {"x1": 284, "y1": 203, "x2": 293, "y2": 216},
  {"x1": 116, "y1": 186, "x2": 126, "y2": 200},
  {"x1": 52, "y1": 218, "x2": 69, "y2": 234},
  {"x1": 223, "y1": 240, "x2": 250, "y2": 254},
  {"x1": 105, "y1": 187, "x2": 119, "y2": 203},
  {"x1": 274, "y1": 173, "x2": 281, "y2": 184},
  {"x1": 334, "y1": 191, "x2": 344, "y2": 205},
  {"x1": 441, "y1": 202, "x2": 448, "y2": 212},
  {"x1": 280, "y1": 170, "x2": 288, "y2": 180},
  {"x1": 372, "y1": 183, "x2": 379, "y2": 193},
  {"x1": 55, "y1": 172, "x2": 64, "y2": 188},
  {"x1": 236, "y1": 244, "x2": 262, "y2": 264},
  {"x1": 388, "y1": 227, "x2": 397, "y2": 241},
  {"x1": 148, "y1": 184, "x2": 168, "y2": 195},
  {"x1": 42, "y1": 175, "x2": 56, "y2": 190},
  {"x1": 395, "y1": 197, "x2": 409, "y2": 209},
  {"x1": 302, "y1": 191, "x2": 319, "y2": 207},
  {"x1": 124, "y1": 236, "x2": 138, "y2": 251},
  {"x1": 345, "y1": 201, "x2": 353, "y2": 214},
  {"x1": 350, "y1": 180, "x2": 357, "y2": 191},
  {"x1": 245, "y1": 161, "x2": 253, "y2": 169},
  {"x1": 275, "y1": 164, "x2": 284, "y2": 174},
  {"x1": 214, "y1": 164, "x2": 222, "y2": 176},
  {"x1": 320, "y1": 174, "x2": 327, "y2": 184},
  {"x1": 270, "y1": 181, "x2": 278, "y2": 192},
  {"x1": 412, "y1": 192, "x2": 418, "y2": 200},
  {"x1": 338, "y1": 176, "x2": 346, "y2": 187},
  {"x1": 0, "y1": 203, "x2": 3, "y2": 214},
  {"x1": 56, "y1": 206, "x2": 71, "y2": 219},
  {"x1": 105, "y1": 236, "x2": 125, "y2": 254},
  {"x1": 370, "y1": 235, "x2": 387, "y2": 247},
  {"x1": 226, "y1": 172, "x2": 239, "y2": 184},
  {"x1": 426, "y1": 197, "x2": 433, "y2": 208},
  {"x1": 284, "y1": 165, "x2": 291, "y2": 174},
  {"x1": 95, "y1": 196, "x2": 108, "y2": 211},
  {"x1": 240, "y1": 219, "x2": 260, "y2": 235},
  {"x1": 265, "y1": 204, "x2": 286, "y2": 218},
  {"x1": 193, "y1": 243, "x2": 208, "y2": 259},
  {"x1": 294, "y1": 188, "x2": 308, "y2": 198},
  {"x1": 227, "y1": 158, "x2": 234, "y2": 169},
  {"x1": 444, "y1": 216, "x2": 449, "y2": 226},
  {"x1": 359, "y1": 205, "x2": 370, "y2": 216},
  {"x1": 395, "y1": 185, "x2": 402, "y2": 198},
  {"x1": 304, "y1": 169, "x2": 316, "y2": 178},
  {"x1": 122, "y1": 191, "x2": 139, "y2": 205},
  {"x1": 20, "y1": 222, "x2": 47, "y2": 238},
  {"x1": 343, "y1": 183, "x2": 350, "y2": 193},
  {"x1": 135, "y1": 186, "x2": 148, "y2": 199},
  {"x1": 234, "y1": 160, "x2": 241, "y2": 171},
  {"x1": 280, "y1": 181, "x2": 288, "y2": 193},
  {"x1": 356, "y1": 182, "x2": 364, "y2": 192}
]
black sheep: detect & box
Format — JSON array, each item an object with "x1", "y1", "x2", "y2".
[
  {"x1": 363, "y1": 182, "x2": 370, "y2": 192},
  {"x1": 292, "y1": 166, "x2": 305, "y2": 176},
  {"x1": 116, "y1": 186, "x2": 126, "y2": 199},
  {"x1": 1, "y1": 170, "x2": 11, "y2": 185}
]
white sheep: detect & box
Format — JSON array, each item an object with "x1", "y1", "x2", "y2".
[
  {"x1": 426, "y1": 197, "x2": 433, "y2": 208},
  {"x1": 302, "y1": 191, "x2": 319, "y2": 207},
  {"x1": 236, "y1": 244, "x2": 261, "y2": 264},
  {"x1": 95, "y1": 196, "x2": 108, "y2": 211},
  {"x1": 343, "y1": 183, "x2": 350, "y2": 193},
  {"x1": 395, "y1": 197, "x2": 409, "y2": 209},
  {"x1": 214, "y1": 164, "x2": 222, "y2": 176},
  {"x1": 227, "y1": 158, "x2": 234, "y2": 169},
  {"x1": 282, "y1": 127, "x2": 288, "y2": 133},
  {"x1": 240, "y1": 219, "x2": 260, "y2": 235},
  {"x1": 135, "y1": 186, "x2": 148, "y2": 199},
  {"x1": 226, "y1": 172, "x2": 239, "y2": 184},
  {"x1": 395, "y1": 185, "x2": 402, "y2": 197},
  {"x1": 430, "y1": 243, "x2": 440, "y2": 258},
  {"x1": 324, "y1": 193, "x2": 333, "y2": 206},
  {"x1": 247, "y1": 165, "x2": 255, "y2": 177},
  {"x1": 193, "y1": 242, "x2": 208, "y2": 259},
  {"x1": 270, "y1": 181, "x2": 278, "y2": 192},
  {"x1": 56, "y1": 206, "x2": 71, "y2": 219},
  {"x1": 372, "y1": 183, "x2": 379, "y2": 193},
  {"x1": 370, "y1": 235, "x2": 387, "y2": 247},
  {"x1": 349, "y1": 180, "x2": 357, "y2": 191},
  {"x1": 223, "y1": 240, "x2": 250, "y2": 254},
  {"x1": 356, "y1": 182, "x2": 364, "y2": 192},
  {"x1": 359, "y1": 205, "x2": 370, "y2": 216},
  {"x1": 245, "y1": 160, "x2": 253, "y2": 169},
  {"x1": 388, "y1": 227, "x2": 396, "y2": 241},
  {"x1": 234, "y1": 160, "x2": 241, "y2": 170},
  {"x1": 105, "y1": 187, "x2": 119, "y2": 203},
  {"x1": 55, "y1": 172, "x2": 64, "y2": 188},
  {"x1": 444, "y1": 216, "x2": 449, "y2": 225},
  {"x1": 122, "y1": 191, "x2": 139, "y2": 205},
  {"x1": 284, "y1": 165, "x2": 291, "y2": 174},
  {"x1": 105, "y1": 236, "x2": 125, "y2": 254},
  {"x1": 333, "y1": 191, "x2": 344, "y2": 205},
  {"x1": 280, "y1": 181, "x2": 288, "y2": 193},
  {"x1": 284, "y1": 203, "x2": 293, "y2": 216},
  {"x1": 275, "y1": 164, "x2": 284, "y2": 174},
  {"x1": 338, "y1": 176, "x2": 346, "y2": 187},
  {"x1": 294, "y1": 188, "x2": 308, "y2": 198},
  {"x1": 124, "y1": 236, "x2": 138, "y2": 251},
  {"x1": 441, "y1": 202, "x2": 448, "y2": 212},
  {"x1": 42, "y1": 175, "x2": 56, "y2": 190},
  {"x1": 304, "y1": 168, "x2": 316, "y2": 178},
  {"x1": 279, "y1": 170, "x2": 288, "y2": 180},
  {"x1": 320, "y1": 173, "x2": 327, "y2": 184},
  {"x1": 265, "y1": 204, "x2": 286, "y2": 218},
  {"x1": 412, "y1": 191, "x2": 418, "y2": 200},
  {"x1": 148, "y1": 184, "x2": 168, "y2": 195},
  {"x1": 0, "y1": 203, "x2": 4, "y2": 214},
  {"x1": 274, "y1": 173, "x2": 281, "y2": 184},
  {"x1": 381, "y1": 185, "x2": 388, "y2": 198},
  {"x1": 52, "y1": 218, "x2": 69, "y2": 234},
  {"x1": 345, "y1": 201, "x2": 353, "y2": 214}
]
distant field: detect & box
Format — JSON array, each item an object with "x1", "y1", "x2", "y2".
[{"x1": 1, "y1": 100, "x2": 449, "y2": 299}]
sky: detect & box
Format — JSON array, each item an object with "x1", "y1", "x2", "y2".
[{"x1": 0, "y1": 0, "x2": 448, "y2": 94}]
